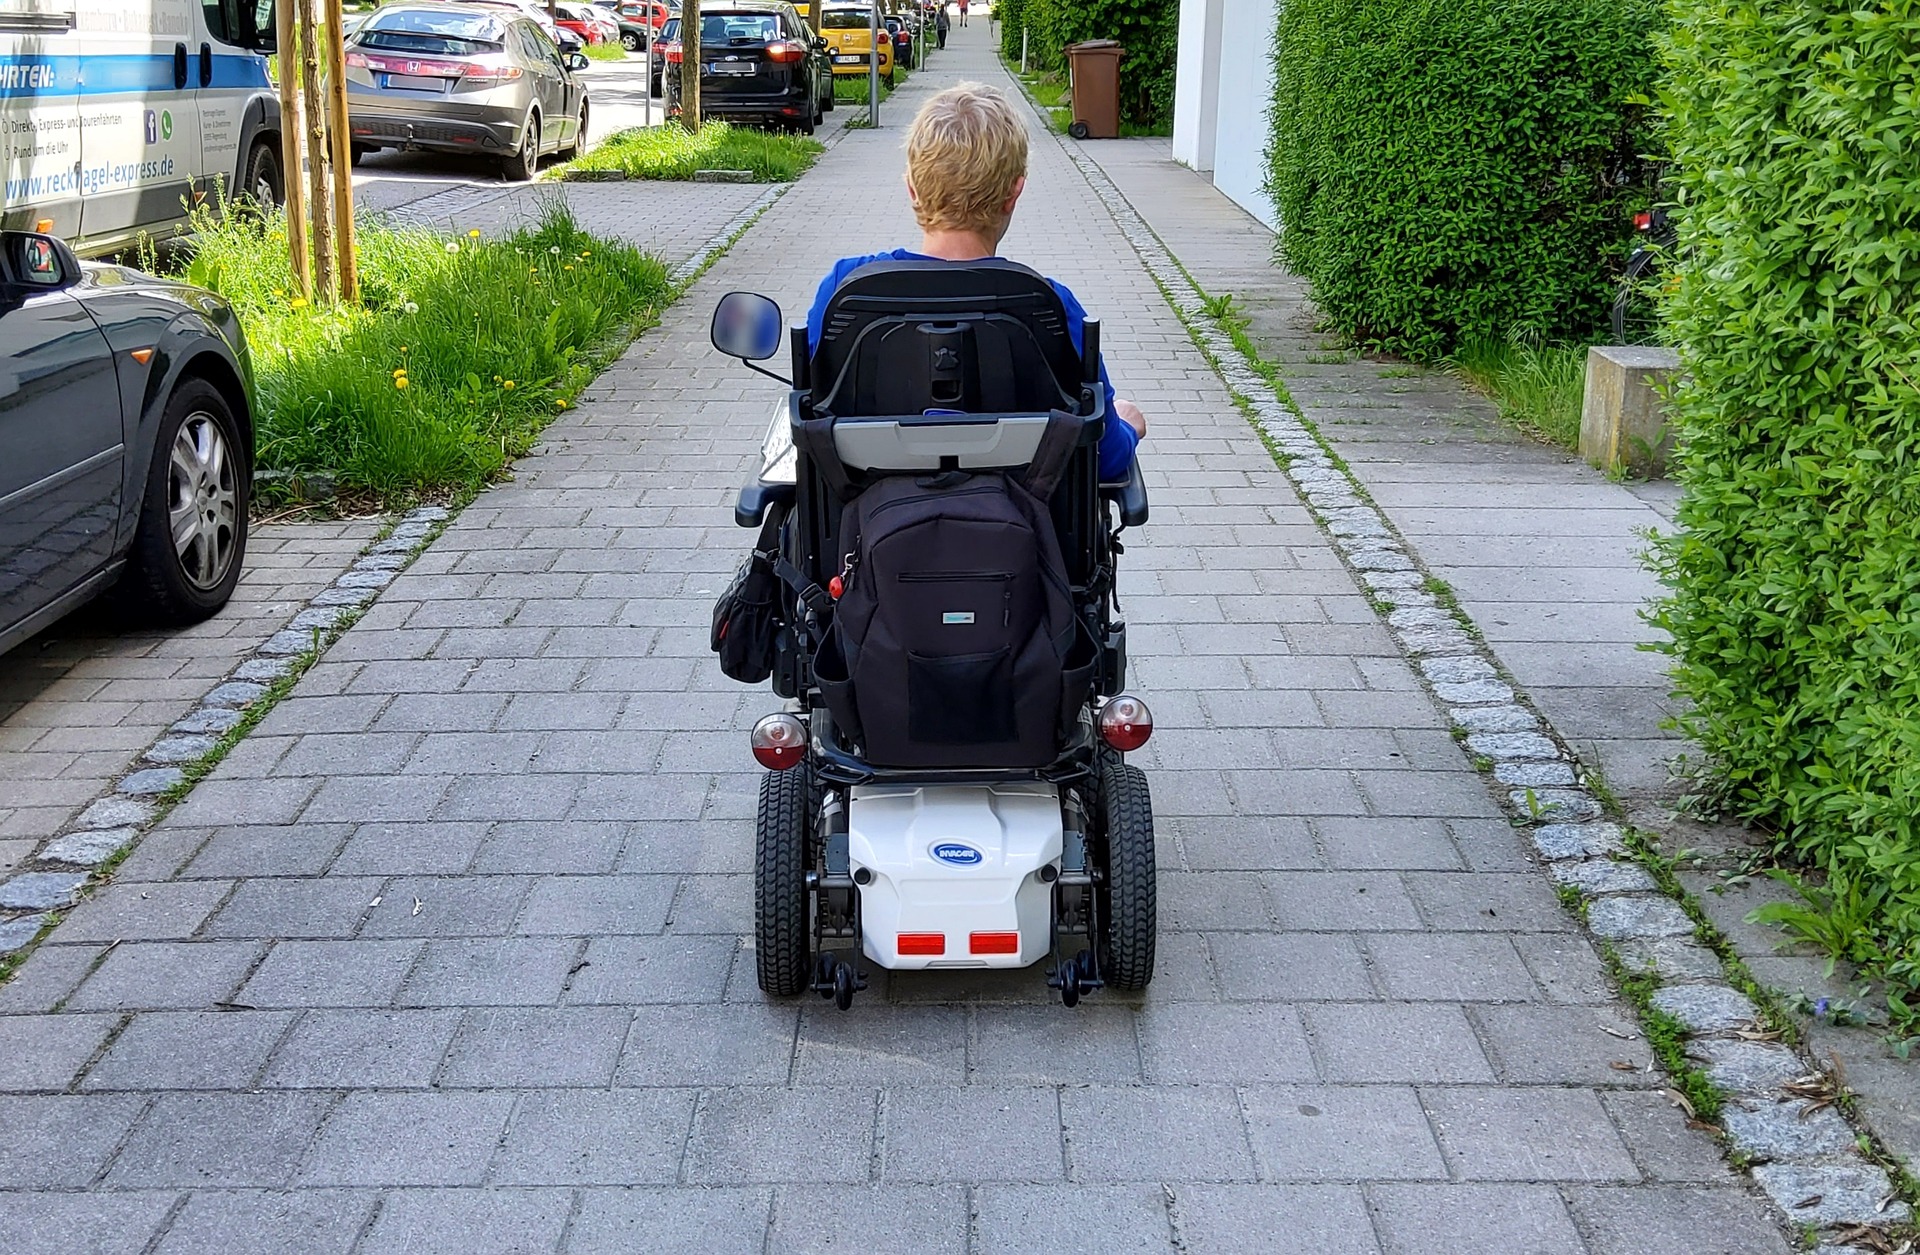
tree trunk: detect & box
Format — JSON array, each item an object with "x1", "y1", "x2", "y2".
[
  {"x1": 679, "y1": 0, "x2": 701, "y2": 132},
  {"x1": 297, "y1": 0, "x2": 334, "y2": 302},
  {"x1": 323, "y1": 0, "x2": 358, "y2": 302}
]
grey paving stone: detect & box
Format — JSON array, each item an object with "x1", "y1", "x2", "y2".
[
  {"x1": 566, "y1": 1187, "x2": 774, "y2": 1255},
  {"x1": 206, "y1": 877, "x2": 381, "y2": 940},
  {"x1": 76, "y1": 795, "x2": 156, "y2": 829},
  {"x1": 1208, "y1": 932, "x2": 1376, "y2": 1001},
  {"x1": 1432, "y1": 679, "x2": 1514, "y2": 705},
  {"x1": 1587, "y1": 895, "x2": 1695, "y2": 941},
  {"x1": 616, "y1": 1004, "x2": 798, "y2": 1086},
  {"x1": 1138, "y1": 1003, "x2": 1316, "y2": 1084},
  {"x1": 1365, "y1": 933, "x2": 1541, "y2": 1002},
  {"x1": 396, "y1": 937, "x2": 579, "y2": 1006},
  {"x1": 204, "y1": 680, "x2": 270, "y2": 708},
  {"x1": 1424, "y1": 1087, "x2": 1640, "y2": 1181},
  {"x1": 1240, "y1": 1085, "x2": 1445, "y2": 1181},
  {"x1": 1511, "y1": 788, "x2": 1602, "y2": 822},
  {"x1": 1314, "y1": 816, "x2": 1463, "y2": 870},
  {"x1": 0, "y1": 869, "x2": 89, "y2": 909},
  {"x1": 298, "y1": 1091, "x2": 515, "y2": 1185},
  {"x1": 57, "y1": 879, "x2": 233, "y2": 943},
  {"x1": 66, "y1": 940, "x2": 261, "y2": 1011},
  {"x1": 172, "y1": 706, "x2": 245, "y2": 735},
  {"x1": 263, "y1": 1009, "x2": 461, "y2": 1088},
  {"x1": 1471, "y1": 1004, "x2": 1657, "y2": 1086},
  {"x1": 793, "y1": 1003, "x2": 969, "y2": 1086},
  {"x1": 240, "y1": 938, "x2": 423, "y2": 1008},
  {"x1": 472, "y1": 819, "x2": 627, "y2": 873},
  {"x1": 82, "y1": 1010, "x2": 295, "y2": 1091},
  {"x1": 108, "y1": 1091, "x2": 336, "y2": 1187},
  {"x1": 0, "y1": 911, "x2": 47, "y2": 952},
  {"x1": 1751, "y1": 1160, "x2": 1911, "y2": 1226},
  {"x1": 0, "y1": 1190, "x2": 178, "y2": 1255},
  {"x1": 1688, "y1": 1038, "x2": 1807, "y2": 1095},
  {"x1": 0, "y1": 1093, "x2": 148, "y2": 1186},
  {"x1": 1368, "y1": 1182, "x2": 1585, "y2": 1255},
  {"x1": 1612, "y1": 936, "x2": 1726, "y2": 983},
  {"x1": 0, "y1": 940, "x2": 103, "y2": 1011},
  {"x1": 971, "y1": 1006, "x2": 1145, "y2": 1084},
  {"x1": 515, "y1": 873, "x2": 677, "y2": 935},
  {"x1": 0, "y1": 1012, "x2": 118, "y2": 1091},
  {"x1": 42, "y1": 825, "x2": 139, "y2": 866},
  {"x1": 562, "y1": 934, "x2": 737, "y2": 1005},
  {"x1": 438, "y1": 1005, "x2": 630, "y2": 1087},
  {"x1": 184, "y1": 823, "x2": 352, "y2": 878},
  {"x1": 684, "y1": 1087, "x2": 877, "y2": 1184},
  {"x1": 880, "y1": 1085, "x2": 1064, "y2": 1183},
  {"x1": 1568, "y1": 1184, "x2": 1793, "y2": 1255},
  {"x1": 1267, "y1": 872, "x2": 1422, "y2": 931},
  {"x1": 1720, "y1": 1098, "x2": 1858, "y2": 1162},
  {"x1": 1172, "y1": 1183, "x2": 1381, "y2": 1255},
  {"x1": 154, "y1": 1188, "x2": 377, "y2": 1255},
  {"x1": 1550, "y1": 858, "x2": 1659, "y2": 896},
  {"x1": 1648, "y1": 984, "x2": 1760, "y2": 1033},
  {"x1": 358, "y1": 1188, "x2": 572, "y2": 1255},
  {"x1": 493, "y1": 1088, "x2": 696, "y2": 1184},
  {"x1": 1061, "y1": 1086, "x2": 1257, "y2": 1182},
  {"x1": 356, "y1": 874, "x2": 530, "y2": 938},
  {"x1": 974, "y1": 1183, "x2": 1176, "y2": 1255},
  {"x1": 1492, "y1": 760, "x2": 1579, "y2": 787},
  {"x1": 767, "y1": 1185, "x2": 968, "y2": 1255},
  {"x1": 1307, "y1": 1003, "x2": 1496, "y2": 1082},
  {"x1": 1404, "y1": 871, "x2": 1573, "y2": 932}
]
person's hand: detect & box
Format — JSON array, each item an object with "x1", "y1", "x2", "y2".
[{"x1": 1114, "y1": 398, "x2": 1147, "y2": 439}]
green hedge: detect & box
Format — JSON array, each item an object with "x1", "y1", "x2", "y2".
[
  {"x1": 1265, "y1": 0, "x2": 1661, "y2": 357},
  {"x1": 995, "y1": 0, "x2": 1176, "y2": 129},
  {"x1": 1648, "y1": 0, "x2": 1920, "y2": 1019}
]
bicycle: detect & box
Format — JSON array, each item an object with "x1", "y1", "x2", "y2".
[{"x1": 1611, "y1": 205, "x2": 1678, "y2": 345}]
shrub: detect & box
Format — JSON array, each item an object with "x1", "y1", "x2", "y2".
[
  {"x1": 178, "y1": 203, "x2": 673, "y2": 497},
  {"x1": 1647, "y1": 0, "x2": 1920, "y2": 1023},
  {"x1": 562, "y1": 122, "x2": 822, "y2": 181},
  {"x1": 995, "y1": 0, "x2": 1176, "y2": 129},
  {"x1": 1266, "y1": 0, "x2": 1662, "y2": 358}
]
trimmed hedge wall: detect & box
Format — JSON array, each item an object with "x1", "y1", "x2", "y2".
[
  {"x1": 1265, "y1": 0, "x2": 1662, "y2": 357},
  {"x1": 1649, "y1": 0, "x2": 1920, "y2": 1016},
  {"x1": 995, "y1": 0, "x2": 1177, "y2": 130}
]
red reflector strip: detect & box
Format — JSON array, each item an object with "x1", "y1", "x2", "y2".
[
  {"x1": 898, "y1": 933, "x2": 945, "y2": 955},
  {"x1": 970, "y1": 931, "x2": 1019, "y2": 955}
]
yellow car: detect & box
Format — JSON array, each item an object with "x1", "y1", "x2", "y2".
[{"x1": 819, "y1": 2, "x2": 894, "y2": 84}]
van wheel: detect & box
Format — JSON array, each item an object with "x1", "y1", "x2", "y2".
[
  {"x1": 502, "y1": 112, "x2": 539, "y2": 181},
  {"x1": 242, "y1": 140, "x2": 283, "y2": 208},
  {"x1": 118, "y1": 377, "x2": 249, "y2": 626},
  {"x1": 1096, "y1": 761, "x2": 1156, "y2": 992}
]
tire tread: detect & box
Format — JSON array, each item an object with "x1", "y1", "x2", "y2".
[
  {"x1": 1099, "y1": 761, "x2": 1156, "y2": 991},
  {"x1": 755, "y1": 769, "x2": 812, "y2": 996}
]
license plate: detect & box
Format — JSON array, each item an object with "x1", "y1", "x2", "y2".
[
  {"x1": 710, "y1": 60, "x2": 755, "y2": 73},
  {"x1": 381, "y1": 73, "x2": 449, "y2": 91},
  {"x1": 832, "y1": 53, "x2": 862, "y2": 63}
]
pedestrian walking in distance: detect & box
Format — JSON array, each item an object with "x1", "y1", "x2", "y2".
[
  {"x1": 935, "y1": 4, "x2": 949, "y2": 47},
  {"x1": 957, "y1": 0, "x2": 968, "y2": 26}
]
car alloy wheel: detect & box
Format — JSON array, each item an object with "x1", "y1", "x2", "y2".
[{"x1": 167, "y1": 410, "x2": 239, "y2": 591}]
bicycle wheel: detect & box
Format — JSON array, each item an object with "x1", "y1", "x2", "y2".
[{"x1": 1611, "y1": 246, "x2": 1666, "y2": 346}]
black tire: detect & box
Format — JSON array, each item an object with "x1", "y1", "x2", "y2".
[
  {"x1": 349, "y1": 143, "x2": 371, "y2": 168},
  {"x1": 1097, "y1": 761, "x2": 1156, "y2": 992},
  {"x1": 755, "y1": 769, "x2": 812, "y2": 997},
  {"x1": 822, "y1": 82, "x2": 834, "y2": 112},
  {"x1": 240, "y1": 140, "x2": 282, "y2": 208},
  {"x1": 118, "y1": 377, "x2": 250, "y2": 626},
  {"x1": 563, "y1": 102, "x2": 588, "y2": 158},
  {"x1": 503, "y1": 112, "x2": 539, "y2": 181},
  {"x1": 1068, "y1": 120, "x2": 1091, "y2": 140},
  {"x1": 1611, "y1": 245, "x2": 1664, "y2": 345},
  {"x1": 622, "y1": 29, "x2": 641, "y2": 49}
]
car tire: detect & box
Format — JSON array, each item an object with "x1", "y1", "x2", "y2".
[
  {"x1": 241, "y1": 140, "x2": 282, "y2": 208},
  {"x1": 118, "y1": 376, "x2": 249, "y2": 627},
  {"x1": 502, "y1": 112, "x2": 539, "y2": 181},
  {"x1": 622, "y1": 29, "x2": 640, "y2": 49},
  {"x1": 349, "y1": 143, "x2": 371, "y2": 167},
  {"x1": 560, "y1": 102, "x2": 587, "y2": 158}
]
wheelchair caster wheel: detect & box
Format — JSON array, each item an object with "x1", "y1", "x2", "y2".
[
  {"x1": 1049, "y1": 948, "x2": 1102, "y2": 1008},
  {"x1": 809, "y1": 951, "x2": 868, "y2": 1011}
]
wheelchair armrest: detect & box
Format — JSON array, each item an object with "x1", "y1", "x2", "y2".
[
  {"x1": 736, "y1": 480, "x2": 797, "y2": 529},
  {"x1": 1100, "y1": 460, "x2": 1149, "y2": 528}
]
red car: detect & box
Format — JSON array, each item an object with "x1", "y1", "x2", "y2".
[{"x1": 554, "y1": 1, "x2": 618, "y2": 43}]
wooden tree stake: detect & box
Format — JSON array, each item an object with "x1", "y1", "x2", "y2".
[
  {"x1": 323, "y1": 0, "x2": 359, "y2": 302},
  {"x1": 276, "y1": 0, "x2": 310, "y2": 299}
]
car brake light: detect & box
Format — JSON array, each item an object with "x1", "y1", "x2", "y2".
[
  {"x1": 1098, "y1": 694, "x2": 1153, "y2": 752},
  {"x1": 877, "y1": 29, "x2": 890, "y2": 43},
  {"x1": 898, "y1": 933, "x2": 945, "y2": 955},
  {"x1": 463, "y1": 60, "x2": 525, "y2": 83},
  {"x1": 766, "y1": 39, "x2": 804, "y2": 61},
  {"x1": 970, "y1": 932, "x2": 1019, "y2": 955},
  {"x1": 749, "y1": 712, "x2": 807, "y2": 770}
]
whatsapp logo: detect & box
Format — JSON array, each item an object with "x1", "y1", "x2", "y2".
[{"x1": 160, "y1": 110, "x2": 172, "y2": 141}]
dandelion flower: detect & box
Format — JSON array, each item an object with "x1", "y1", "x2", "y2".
[
  {"x1": 404, "y1": 301, "x2": 419, "y2": 315},
  {"x1": 503, "y1": 380, "x2": 515, "y2": 390},
  {"x1": 549, "y1": 245, "x2": 562, "y2": 255},
  {"x1": 291, "y1": 297, "x2": 310, "y2": 310},
  {"x1": 446, "y1": 241, "x2": 461, "y2": 253},
  {"x1": 468, "y1": 228, "x2": 482, "y2": 238},
  {"x1": 563, "y1": 265, "x2": 574, "y2": 272},
  {"x1": 395, "y1": 376, "x2": 409, "y2": 389},
  {"x1": 393, "y1": 367, "x2": 407, "y2": 378}
]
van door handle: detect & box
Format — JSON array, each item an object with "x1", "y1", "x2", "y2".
[
  {"x1": 200, "y1": 43, "x2": 213, "y2": 87},
  {"x1": 173, "y1": 42, "x2": 189, "y2": 89}
]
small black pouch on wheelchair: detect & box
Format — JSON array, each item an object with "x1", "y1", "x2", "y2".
[{"x1": 711, "y1": 511, "x2": 786, "y2": 685}]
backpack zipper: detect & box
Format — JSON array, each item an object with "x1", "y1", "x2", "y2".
[{"x1": 896, "y1": 570, "x2": 1016, "y2": 626}]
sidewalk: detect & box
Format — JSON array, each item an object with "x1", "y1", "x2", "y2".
[{"x1": 0, "y1": 27, "x2": 1791, "y2": 1254}]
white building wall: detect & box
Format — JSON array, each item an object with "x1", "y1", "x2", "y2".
[{"x1": 1171, "y1": 0, "x2": 1278, "y2": 229}]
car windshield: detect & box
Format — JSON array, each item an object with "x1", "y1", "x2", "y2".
[
  {"x1": 701, "y1": 12, "x2": 779, "y2": 41},
  {"x1": 360, "y1": 8, "x2": 506, "y2": 51},
  {"x1": 820, "y1": 8, "x2": 869, "y2": 27},
  {"x1": 658, "y1": 16, "x2": 678, "y2": 38}
]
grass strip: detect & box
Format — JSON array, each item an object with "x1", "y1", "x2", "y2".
[
  {"x1": 173, "y1": 201, "x2": 674, "y2": 500},
  {"x1": 1445, "y1": 338, "x2": 1589, "y2": 452},
  {"x1": 563, "y1": 121, "x2": 823, "y2": 181}
]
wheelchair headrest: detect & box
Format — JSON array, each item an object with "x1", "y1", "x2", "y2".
[{"x1": 810, "y1": 259, "x2": 1092, "y2": 419}]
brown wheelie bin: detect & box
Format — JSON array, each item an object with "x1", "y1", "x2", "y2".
[{"x1": 1065, "y1": 40, "x2": 1123, "y2": 139}]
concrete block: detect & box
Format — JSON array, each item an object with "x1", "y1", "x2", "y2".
[{"x1": 1581, "y1": 345, "x2": 1679, "y2": 477}]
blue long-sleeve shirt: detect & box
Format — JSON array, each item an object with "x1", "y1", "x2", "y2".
[{"x1": 805, "y1": 250, "x2": 1139, "y2": 481}]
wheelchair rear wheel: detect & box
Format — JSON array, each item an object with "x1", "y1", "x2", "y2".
[
  {"x1": 1097, "y1": 760, "x2": 1157, "y2": 991},
  {"x1": 755, "y1": 769, "x2": 812, "y2": 996}
]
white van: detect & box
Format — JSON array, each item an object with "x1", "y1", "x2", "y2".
[{"x1": 1, "y1": 0, "x2": 282, "y2": 256}]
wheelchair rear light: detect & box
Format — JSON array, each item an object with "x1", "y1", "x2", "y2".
[
  {"x1": 1098, "y1": 695, "x2": 1153, "y2": 752},
  {"x1": 898, "y1": 932, "x2": 945, "y2": 955},
  {"x1": 749, "y1": 713, "x2": 807, "y2": 770},
  {"x1": 970, "y1": 931, "x2": 1019, "y2": 955}
]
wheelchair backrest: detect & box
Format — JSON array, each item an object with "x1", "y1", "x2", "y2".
[{"x1": 808, "y1": 258, "x2": 1097, "y2": 422}]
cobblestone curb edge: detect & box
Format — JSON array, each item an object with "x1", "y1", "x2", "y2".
[{"x1": 1040, "y1": 125, "x2": 1913, "y2": 1250}]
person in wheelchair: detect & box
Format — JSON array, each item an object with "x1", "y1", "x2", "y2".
[{"x1": 806, "y1": 81, "x2": 1147, "y2": 481}]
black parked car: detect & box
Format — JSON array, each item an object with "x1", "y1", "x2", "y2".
[
  {"x1": 650, "y1": 14, "x2": 678, "y2": 94},
  {"x1": 0, "y1": 232, "x2": 254, "y2": 658},
  {"x1": 663, "y1": 3, "x2": 833, "y2": 132}
]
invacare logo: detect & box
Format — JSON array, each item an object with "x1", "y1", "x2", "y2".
[{"x1": 930, "y1": 842, "x2": 983, "y2": 866}]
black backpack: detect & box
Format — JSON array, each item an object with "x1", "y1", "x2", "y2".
[{"x1": 812, "y1": 411, "x2": 1091, "y2": 768}]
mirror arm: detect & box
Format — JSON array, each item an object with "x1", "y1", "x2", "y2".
[{"x1": 739, "y1": 357, "x2": 793, "y2": 388}]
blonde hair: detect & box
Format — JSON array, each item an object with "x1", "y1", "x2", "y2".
[{"x1": 904, "y1": 82, "x2": 1028, "y2": 235}]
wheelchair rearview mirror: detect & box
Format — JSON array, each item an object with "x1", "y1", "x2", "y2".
[{"x1": 712, "y1": 291, "x2": 785, "y2": 362}]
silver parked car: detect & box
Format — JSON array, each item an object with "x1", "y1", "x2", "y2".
[{"x1": 345, "y1": 4, "x2": 592, "y2": 181}]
